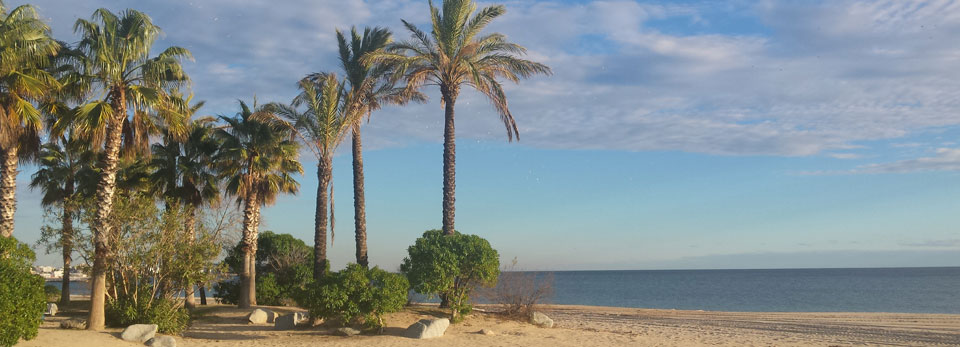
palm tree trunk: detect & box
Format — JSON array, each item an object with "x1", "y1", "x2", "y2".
[
  {"x1": 60, "y1": 180, "x2": 74, "y2": 306},
  {"x1": 351, "y1": 126, "x2": 368, "y2": 268},
  {"x1": 0, "y1": 147, "x2": 19, "y2": 238},
  {"x1": 184, "y1": 208, "x2": 197, "y2": 309},
  {"x1": 441, "y1": 90, "x2": 457, "y2": 236},
  {"x1": 88, "y1": 90, "x2": 126, "y2": 331},
  {"x1": 314, "y1": 156, "x2": 332, "y2": 281},
  {"x1": 239, "y1": 189, "x2": 259, "y2": 308}
]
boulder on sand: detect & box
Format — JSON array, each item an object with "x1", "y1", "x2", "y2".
[
  {"x1": 45, "y1": 303, "x2": 58, "y2": 316},
  {"x1": 120, "y1": 324, "x2": 158, "y2": 343},
  {"x1": 404, "y1": 318, "x2": 449, "y2": 339},
  {"x1": 59, "y1": 318, "x2": 86, "y2": 330},
  {"x1": 274, "y1": 312, "x2": 308, "y2": 330},
  {"x1": 335, "y1": 327, "x2": 361, "y2": 336},
  {"x1": 247, "y1": 308, "x2": 276, "y2": 324},
  {"x1": 145, "y1": 335, "x2": 177, "y2": 347},
  {"x1": 530, "y1": 311, "x2": 554, "y2": 328}
]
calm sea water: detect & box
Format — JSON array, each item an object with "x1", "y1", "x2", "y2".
[{"x1": 50, "y1": 267, "x2": 960, "y2": 314}]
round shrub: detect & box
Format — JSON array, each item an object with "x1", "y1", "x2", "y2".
[
  {"x1": 401, "y1": 229, "x2": 499, "y2": 322},
  {"x1": 0, "y1": 237, "x2": 46, "y2": 347},
  {"x1": 215, "y1": 231, "x2": 312, "y2": 306},
  {"x1": 297, "y1": 263, "x2": 409, "y2": 329}
]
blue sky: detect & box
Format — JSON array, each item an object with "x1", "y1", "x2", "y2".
[{"x1": 10, "y1": 0, "x2": 960, "y2": 270}]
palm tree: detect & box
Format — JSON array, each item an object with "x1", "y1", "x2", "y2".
[
  {"x1": 29, "y1": 135, "x2": 93, "y2": 306},
  {"x1": 0, "y1": 1, "x2": 60, "y2": 237},
  {"x1": 72, "y1": 8, "x2": 191, "y2": 330},
  {"x1": 273, "y1": 74, "x2": 351, "y2": 281},
  {"x1": 335, "y1": 27, "x2": 425, "y2": 268},
  {"x1": 216, "y1": 100, "x2": 302, "y2": 308},
  {"x1": 148, "y1": 97, "x2": 219, "y2": 309},
  {"x1": 366, "y1": 0, "x2": 551, "y2": 235}
]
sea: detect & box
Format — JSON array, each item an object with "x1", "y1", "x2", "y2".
[{"x1": 48, "y1": 266, "x2": 960, "y2": 314}]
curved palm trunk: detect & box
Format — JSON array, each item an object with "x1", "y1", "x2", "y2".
[
  {"x1": 441, "y1": 90, "x2": 457, "y2": 236},
  {"x1": 239, "y1": 189, "x2": 260, "y2": 308},
  {"x1": 351, "y1": 126, "x2": 368, "y2": 268},
  {"x1": 88, "y1": 90, "x2": 126, "y2": 330},
  {"x1": 314, "y1": 156, "x2": 332, "y2": 281},
  {"x1": 0, "y1": 147, "x2": 19, "y2": 237},
  {"x1": 60, "y1": 180, "x2": 74, "y2": 306},
  {"x1": 184, "y1": 208, "x2": 197, "y2": 309}
]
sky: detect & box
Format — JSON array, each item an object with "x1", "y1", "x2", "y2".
[{"x1": 9, "y1": 0, "x2": 960, "y2": 270}]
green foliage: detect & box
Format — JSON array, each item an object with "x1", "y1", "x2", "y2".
[
  {"x1": 216, "y1": 231, "x2": 313, "y2": 306},
  {"x1": 0, "y1": 237, "x2": 46, "y2": 347},
  {"x1": 401, "y1": 229, "x2": 499, "y2": 322},
  {"x1": 44, "y1": 284, "x2": 61, "y2": 303},
  {"x1": 106, "y1": 292, "x2": 190, "y2": 334},
  {"x1": 296, "y1": 263, "x2": 409, "y2": 329}
]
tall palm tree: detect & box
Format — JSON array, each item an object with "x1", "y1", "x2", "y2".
[
  {"x1": 149, "y1": 98, "x2": 219, "y2": 309},
  {"x1": 216, "y1": 100, "x2": 302, "y2": 308},
  {"x1": 273, "y1": 74, "x2": 351, "y2": 281},
  {"x1": 366, "y1": 0, "x2": 551, "y2": 235},
  {"x1": 71, "y1": 8, "x2": 191, "y2": 330},
  {"x1": 335, "y1": 27, "x2": 425, "y2": 268},
  {"x1": 0, "y1": 1, "x2": 60, "y2": 237},
  {"x1": 29, "y1": 135, "x2": 93, "y2": 306}
]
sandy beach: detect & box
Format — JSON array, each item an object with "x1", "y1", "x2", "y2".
[{"x1": 21, "y1": 302, "x2": 960, "y2": 346}]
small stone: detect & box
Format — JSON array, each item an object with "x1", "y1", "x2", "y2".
[
  {"x1": 404, "y1": 318, "x2": 449, "y2": 339},
  {"x1": 247, "y1": 308, "x2": 276, "y2": 324},
  {"x1": 45, "y1": 303, "x2": 58, "y2": 316},
  {"x1": 335, "y1": 327, "x2": 361, "y2": 336},
  {"x1": 59, "y1": 318, "x2": 86, "y2": 330},
  {"x1": 479, "y1": 329, "x2": 496, "y2": 335},
  {"x1": 274, "y1": 312, "x2": 308, "y2": 330},
  {"x1": 120, "y1": 324, "x2": 158, "y2": 343},
  {"x1": 530, "y1": 312, "x2": 554, "y2": 328},
  {"x1": 145, "y1": 335, "x2": 177, "y2": 347}
]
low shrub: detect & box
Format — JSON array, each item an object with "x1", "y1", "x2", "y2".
[
  {"x1": 401, "y1": 229, "x2": 500, "y2": 323},
  {"x1": 44, "y1": 284, "x2": 61, "y2": 303},
  {"x1": 106, "y1": 292, "x2": 190, "y2": 334},
  {"x1": 296, "y1": 263, "x2": 409, "y2": 329},
  {"x1": 0, "y1": 237, "x2": 46, "y2": 347},
  {"x1": 479, "y1": 258, "x2": 553, "y2": 318}
]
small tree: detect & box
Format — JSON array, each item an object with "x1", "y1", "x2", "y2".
[
  {"x1": 401, "y1": 229, "x2": 499, "y2": 322},
  {"x1": 0, "y1": 237, "x2": 46, "y2": 347},
  {"x1": 216, "y1": 231, "x2": 313, "y2": 306}
]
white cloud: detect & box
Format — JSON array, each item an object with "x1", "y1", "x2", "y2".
[{"x1": 19, "y1": 0, "x2": 960, "y2": 158}]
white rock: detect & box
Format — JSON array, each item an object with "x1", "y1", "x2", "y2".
[
  {"x1": 120, "y1": 324, "x2": 158, "y2": 343},
  {"x1": 145, "y1": 335, "x2": 176, "y2": 347},
  {"x1": 530, "y1": 312, "x2": 554, "y2": 328},
  {"x1": 45, "y1": 303, "x2": 58, "y2": 316},
  {"x1": 479, "y1": 328, "x2": 496, "y2": 335},
  {"x1": 247, "y1": 308, "x2": 276, "y2": 324},
  {"x1": 404, "y1": 318, "x2": 449, "y2": 339}
]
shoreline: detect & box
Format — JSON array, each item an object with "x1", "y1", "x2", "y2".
[{"x1": 24, "y1": 302, "x2": 960, "y2": 346}]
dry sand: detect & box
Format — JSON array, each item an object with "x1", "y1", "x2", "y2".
[{"x1": 21, "y1": 302, "x2": 960, "y2": 346}]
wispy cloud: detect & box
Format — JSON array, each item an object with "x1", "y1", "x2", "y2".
[{"x1": 21, "y1": 0, "x2": 960, "y2": 158}]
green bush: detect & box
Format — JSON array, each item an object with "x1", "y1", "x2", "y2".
[
  {"x1": 215, "y1": 231, "x2": 312, "y2": 306},
  {"x1": 401, "y1": 230, "x2": 499, "y2": 322},
  {"x1": 0, "y1": 237, "x2": 46, "y2": 347},
  {"x1": 105, "y1": 292, "x2": 190, "y2": 334},
  {"x1": 297, "y1": 263, "x2": 409, "y2": 329},
  {"x1": 44, "y1": 284, "x2": 61, "y2": 303}
]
